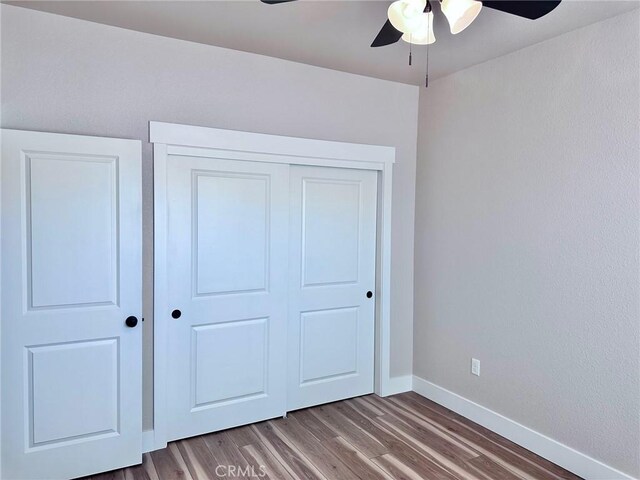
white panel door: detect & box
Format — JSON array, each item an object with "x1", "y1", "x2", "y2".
[
  {"x1": 288, "y1": 166, "x2": 377, "y2": 410},
  {"x1": 1, "y1": 130, "x2": 142, "y2": 479},
  {"x1": 165, "y1": 156, "x2": 288, "y2": 441}
]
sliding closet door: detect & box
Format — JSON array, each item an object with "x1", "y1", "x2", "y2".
[
  {"x1": 164, "y1": 156, "x2": 289, "y2": 441},
  {"x1": 288, "y1": 166, "x2": 377, "y2": 410},
  {"x1": 1, "y1": 130, "x2": 142, "y2": 480}
]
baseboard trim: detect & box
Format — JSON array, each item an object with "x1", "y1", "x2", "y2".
[
  {"x1": 381, "y1": 374, "x2": 413, "y2": 396},
  {"x1": 412, "y1": 376, "x2": 636, "y2": 480}
]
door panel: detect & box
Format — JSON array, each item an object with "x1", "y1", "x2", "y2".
[
  {"x1": 300, "y1": 307, "x2": 359, "y2": 384},
  {"x1": 302, "y1": 180, "x2": 361, "y2": 286},
  {"x1": 29, "y1": 339, "x2": 119, "y2": 445},
  {"x1": 288, "y1": 166, "x2": 377, "y2": 410},
  {"x1": 1, "y1": 130, "x2": 142, "y2": 479},
  {"x1": 28, "y1": 155, "x2": 117, "y2": 308},
  {"x1": 165, "y1": 157, "x2": 288, "y2": 441},
  {"x1": 191, "y1": 318, "x2": 267, "y2": 408},
  {"x1": 194, "y1": 173, "x2": 269, "y2": 295}
]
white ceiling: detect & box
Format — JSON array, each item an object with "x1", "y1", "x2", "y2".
[{"x1": 7, "y1": 0, "x2": 639, "y2": 85}]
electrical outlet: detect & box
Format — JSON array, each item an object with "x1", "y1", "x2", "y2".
[{"x1": 471, "y1": 358, "x2": 480, "y2": 376}]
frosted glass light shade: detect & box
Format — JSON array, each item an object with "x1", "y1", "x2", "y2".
[
  {"x1": 401, "y1": 11, "x2": 435, "y2": 44},
  {"x1": 441, "y1": 0, "x2": 482, "y2": 34},
  {"x1": 388, "y1": 0, "x2": 428, "y2": 34}
]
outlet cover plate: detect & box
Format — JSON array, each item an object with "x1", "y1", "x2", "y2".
[{"x1": 471, "y1": 358, "x2": 480, "y2": 376}]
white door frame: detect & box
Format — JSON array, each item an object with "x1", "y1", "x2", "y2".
[{"x1": 150, "y1": 121, "x2": 395, "y2": 451}]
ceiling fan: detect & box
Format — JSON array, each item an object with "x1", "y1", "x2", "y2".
[{"x1": 260, "y1": 0, "x2": 562, "y2": 47}]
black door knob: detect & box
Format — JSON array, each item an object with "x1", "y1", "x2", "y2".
[
  {"x1": 171, "y1": 309, "x2": 182, "y2": 319},
  {"x1": 125, "y1": 316, "x2": 138, "y2": 328},
  {"x1": 366, "y1": 291, "x2": 373, "y2": 298}
]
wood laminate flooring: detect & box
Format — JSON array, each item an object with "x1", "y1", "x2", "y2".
[{"x1": 88, "y1": 392, "x2": 582, "y2": 480}]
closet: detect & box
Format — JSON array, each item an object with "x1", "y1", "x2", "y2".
[
  {"x1": 153, "y1": 122, "x2": 393, "y2": 446},
  {"x1": 161, "y1": 156, "x2": 377, "y2": 442}
]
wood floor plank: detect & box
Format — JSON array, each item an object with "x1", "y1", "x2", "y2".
[
  {"x1": 392, "y1": 394, "x2": 578, "y2": 480},
  {"x1": 177, "y1": 436, "x2": 223, "y2": 480},
  {"x1": 389, "y1": 449, "x2": 463, "y2": 480},
  {"x1": 141, "y1": 453, "x2": 161, "y2": 480},
  {"x1": 359, "y1": 392, "x2": 400, "y2": 415},
  {"x1": 371, "y1": 453, "x2": 428, "y2": 480},
  {"x1": 381, "y1": 396, "x2": 481, "y2": 458},
  {"x1": 240, "y1": 441, "x2": 296, "y2": 480},
  {"x1": 202, "y1": 430, "x2": 251, "y2": 474},
  {"x1": 79, "y1": 393, "x2": 581, "y2": 480},
  {"x1": 290, "y1": 408, "x2": 340, "y2": 442},
  {"x1": 333, "y1": 399, "x2": 431, "y2": 453},
  {"x1": 323, "y1": 436, "x2": 394, "y2": 480},
  {"x1": 372, "y1": 415, "x2": 484, "y2": 480},
  {"x1": 149, "y1": 444, "x2": 194, "y2": 480},
  {"x1": 389, "y1": 395, "x2": 540, "y2": 480},
  {"x1": 397, "y1": 392, "x2": 580, "y2": 480},
  {"x1": 90, "y1": 469, "x2": 125, "y2": 480},
  {"x1": 327, "y1": 400, "x2": 402, "y2": 448},
  {"x1": 331, "y1": 400, "x2": 461, "y2": 480},
  {"x1": 122, "y1": 454, "x2": 157, "y2": 480},
  {"x1": 310, "y1": 403, "x2": 389, "y2": 458},
  {"x1": 224, "y1": 424, "x2": 261, "y2": 448},
  {"x1": 346, "y1": 396, "x2": 386, "y2": 418},
  {"x1": 251, "y1": 420, "x2": 327, "y2": 480},
  {"x1": 377, "y1": 404, "x2": 479, "y2": 461},
  {"x1": 270, "y1": 416, "x2": 360, "y2": 480},
  {"x1": 467, "y1": 455, "x2": 524, "y2": 480},
  {"x1": 123, "y1": 458, "x2": 152, "y2": 480}
]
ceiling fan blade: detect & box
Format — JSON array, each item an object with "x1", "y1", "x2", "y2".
[
  {"x1": 260, "y1": 0, "x2": 297, "y2": 4},
  {"x1": 482, "y1": 1, "x2": 562, "y2": 20},
  {"x1": 371, "y1": 20, "x2": 403, "y2": 47}
]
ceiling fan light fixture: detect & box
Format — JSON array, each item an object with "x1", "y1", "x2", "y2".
[
  {"x1": 401, "y1": 11, "x2": 435, "y2": 44},
  {"x1": 388, "y1": 0, "x2": 428, "y2": 34},
  {"x1": 441, "y1": 0, "x2": 482, "y2": 34}
]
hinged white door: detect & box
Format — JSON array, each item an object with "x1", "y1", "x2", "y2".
[
  {"x1": 288, "y1": 165, "x2": 378, "y2": 410},
  {"x1": 1, "y1": 129, "x2": 142, "y2": 480},
  {"x1": 164, "y1": 155, "x2": 289, "y2": 441}
]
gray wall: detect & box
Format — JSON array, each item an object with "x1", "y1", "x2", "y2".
[
  {"x1": 414, "y1": 10, "x2": 639, "y2": 477},
  {"x1": 1, "y1": 4, "x2": 418, "y2": 430}
]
